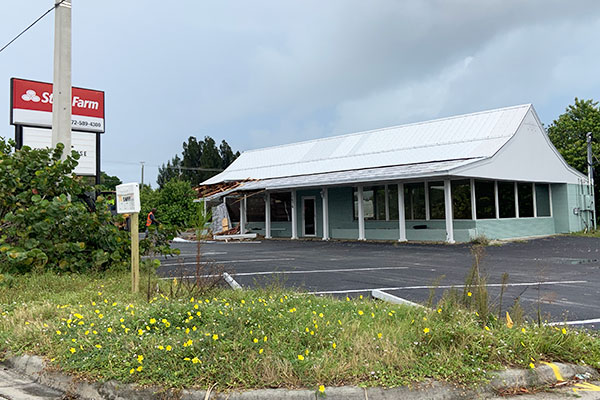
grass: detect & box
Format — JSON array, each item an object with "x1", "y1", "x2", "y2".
[
  {"x1": 569, "y1": 228, "x2": 600, "y2": 237},
  {"x1": 0, "y1": 271, "x2": 600, "y2": 391}
]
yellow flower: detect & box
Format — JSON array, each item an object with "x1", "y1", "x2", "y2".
[
  {"x1": 192, "y1": 357, "x2": 201, "y2": 364},
  {"x1": 319, "y1": 313, "x2": 324, "y2": 318},
  {"x1": 297, "y1": 354, "x2": 304, "y2": 361},
  {"x1": 137, "y1": 366, "x2": 143, "y2": 372},
  {"x1": 158, "y1": 345, "x2": 164, "y2": 350},
  {"x1": 437, "y1": 308, "x2": 442, "y2": 313},
  {"x1": 150, "y1": 318, "x2": 156, "y2": 324},
  {"x1": 95, "y1": 344, "x2": 102, "y2": 349},
  {"x1": 561, "y1": 328, "x2": 567, "y2": 335},
  {"x1": 130, "y1": 368, "x2": 135, "y2": 374},
  {"x1": 166, "y1": 345, "x2": 172, "y2": 351},
  {"x1": 212, "y1": 334, "x2": 219, "y2": 341},
  {"x1": 305, "y1": 349, "x2": 310, "y2": 355},
  {"x1": 69, "y1": 348, "x2": 76, "y2": 354},
  {"x1": 263, "y1": 336, "x2": 268, "y2": 342},
  {"x1": 259, "y1": 348, "x2": 264, "y2": 354},
  {"x1": 521, "y1": 328, "x2": 526, "y2": 333},
  {"x1": 377, "y1": 333, "x2": 383, "y2": 339},
  {"x1": 253, "y1": 338, "x2": 259, "y2": 343},
  {"x1": 332, "y1": 342, "x2": 336, "y2": 349},
  {"x1": 467, "y1": 292, "x2": 472, "y2": 297},
  {"x1": 319, "y1": 385, "x2": 325, "y2": 393},
  {"x1": 484, "y1": 326, "x2": 490, "y2": 331},
  {"x1": 358, "y1": 310, "x2": 364, "y2": 316},
  {"x1": 137, "y1": 355, "x2": 144, "y2": 363},
  {"x1": 56, "y1": 330, "x2": 61, "y2": 335},
  {"x1": 107, "y1": 327, "x2": 112, "y2": 333},
  {"x1": 506, "y1": 311, "x2": 514, "y2": 329},
  {"x1": 74, "y1": 313, "x2": 83, "y2": 319},
  {"x1": 529, "y1": 363, "x2": 535, "y2": 369},
  {"x1": 138, "y1": 329, "x2": 144, "y2": 335},
  {"x1": 423, "y1": 327, "x2": 430, "y2": 334}
]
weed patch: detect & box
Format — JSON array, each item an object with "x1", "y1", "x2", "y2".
[{"x1": 1, "y1": 272, "x2": 599, "y2": 391}]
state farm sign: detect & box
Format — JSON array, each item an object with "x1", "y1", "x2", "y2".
[{"x1": 10, "y1": 78, "x2": 104, "y2": 133}]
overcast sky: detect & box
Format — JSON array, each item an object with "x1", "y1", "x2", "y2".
[{"x1": 1, "y1": 1, "x2": 600, "y2": 186}]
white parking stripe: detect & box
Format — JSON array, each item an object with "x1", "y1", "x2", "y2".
[
  {"x1": 159, "y1": 258, "x2": 295, "y2": 267},
  {"x1": 548, "y1": 318, "x2": 600, "y2": 326},
  {"x1": 306, "y1": 280, "x2": 588, "y2": 295},
  {"x1": 143, "y1": 251, "x2": 227, "y2": 258},
  {"x1": 160, "y1": 266, "x2": 409, "y2": 280}
]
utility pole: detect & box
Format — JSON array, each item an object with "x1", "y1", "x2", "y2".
[
  {"x1": 51, "y1": 0, "x2": 72, "y2": 159},
  {"x1": 587, "y1": 132, "x2": 596, "y2": 229},
  {"x1": 140, "y1": 161, "x2": 145, "y2": 187}
]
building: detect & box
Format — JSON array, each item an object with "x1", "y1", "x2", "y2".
[{"x1": 200, "y1": 104, "x2": 595, "y2": 243}]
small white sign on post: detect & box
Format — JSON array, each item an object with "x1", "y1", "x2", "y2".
[
  {"x1": 116, "y1": 182, "x2": 141, "y2": 293},
  {"x1": 116, "y1": 183, "x2": 141, "y2": 214}
]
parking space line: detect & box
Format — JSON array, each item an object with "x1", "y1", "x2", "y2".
[
  {"x1": 161, "y1": 266, "x2": 410, "y2": 280},
  {"x1": 306, "y1": 280, "x2": 588, "y2": 295},
  {"x1": 144, "y1": 251, "x2": 227, "y2": 259},
  {"x1": 548, "y1": 318, "x2": 600, "y2": 326},
  {"x1": 159, "y1": 258, "x2": 295, "y2": 267}
]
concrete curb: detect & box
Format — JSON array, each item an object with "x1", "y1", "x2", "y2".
[{"x1": 3, "y1": 355, "x2": 598, "y2": 400}]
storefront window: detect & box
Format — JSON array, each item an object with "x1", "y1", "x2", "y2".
[
  {"x1": 517, "y1": 183, "x2": 534, "y2": 218},
  {"x1": 475, "y1": 180, "x2": 496, "y2": 219},
  {"x1": 428, "y1": 181, "x2": 445, "y2": 219},
  {"x1": 498, "y1": 182, "x2": 516, "y2": 218},
  {"x1": 452, "y1": 180, "x2": 472, "y2": 219}
]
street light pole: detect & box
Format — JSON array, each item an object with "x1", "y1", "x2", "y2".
[
  {"x1": 51, "y1": 0, "x2": 72, "y2": 159},
  {"x1": 140, "y1": 161, "x2": 145, "y2": 187}
]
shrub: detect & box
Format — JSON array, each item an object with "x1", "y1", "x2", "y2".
[
  {"x1": 139, "y1": 179, "x2": 200, "y2": 230},
  {"x1": 0, "y1": 138, "x2": 132, "y2": 273}
]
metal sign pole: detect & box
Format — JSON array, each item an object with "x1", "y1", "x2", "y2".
[{"x1": 131, "y1": 212, "x2": 139, "y2": 293}]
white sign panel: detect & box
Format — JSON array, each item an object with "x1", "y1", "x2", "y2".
[
  {"x1": 22, "y1": 127, "x2": 96, "y2": 176},
  {"x1": 116, "y1": 183, "x2": 141, "y2": 214}
]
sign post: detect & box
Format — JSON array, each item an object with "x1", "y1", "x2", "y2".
[{"x1": 116, "y1": 183, "x2": 141, "y2": 293}]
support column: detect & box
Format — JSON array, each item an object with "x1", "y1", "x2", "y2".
[
  {"x1": 384, "y1": 185, "x2": 390, "y2": 221},
  {"x1": 357, "y1": 186, "x2": 366, "y2": 241},
  {"x1": 265, "y1": 192, "x2": 272, "y2": 239},
  {"x1": 424, "y1": 181, "x2": 430, "y2": 220},
  {"x1": 532, "y1": 183, "x2": 537, "y2": 218},
  {"x1": 470, "y1": 178, "x2": 477, "y2": 220},
  {"x1": 514, "y1": 182, "x2": 520, "y2": 218},
  {"x1": 398, "y1": 183, "x2": 407, "y2": 242},
  {"x1": 322, "y1": 188, "x2": 330, "y2": 240},
  {"x1": 444, "y1": 179, "x2": 455, "y2": 243},
  {"x1": 239, "y1": 195, "x2": 247, "y2": 234},
  {"x1": 291, "y1": 190, "x2": 298, "y2": 239},
  {"x1": 494, "y1": 181, "x2": 500, "y2": 219}
]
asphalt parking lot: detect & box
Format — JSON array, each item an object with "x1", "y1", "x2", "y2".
[{"x1": 155, "y1": 235, "x2": 600, "y2": 327}]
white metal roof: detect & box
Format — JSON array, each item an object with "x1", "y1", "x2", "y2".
[{"x1": 203, "y1": 104, "x2": 531, "y2": 186}]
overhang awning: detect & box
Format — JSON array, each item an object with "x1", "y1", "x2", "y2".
[{"x1": 225, "y1": 158, "x2": 480, "y2": 192}]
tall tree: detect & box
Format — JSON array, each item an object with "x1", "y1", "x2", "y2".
[
  {"x1": 157, "y1": 155, "x2": 183, "y2": 188},
  {"x1": 157, "y1": 136, "x2": 239, "y2": 188},
  {"x1": 219, "y1": 140, "x2": 237, "y2": 170},
  {"x1": 547, "y1": 98, "x2": 600, "y2": 219}
]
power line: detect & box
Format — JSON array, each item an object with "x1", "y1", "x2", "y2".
[
  {"x1": 0, "y1": 0, "x2": 67, "y2": 55},
  {"x1": 102, "y1": 159, "x2": 223, "y2": 171}
]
